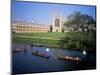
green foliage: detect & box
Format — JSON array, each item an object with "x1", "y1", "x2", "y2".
[
  {"x1": 60, "y1": 32, "x2": 96, "y2": 51},
  {"x1": 63, "y1": 11, "x2": 96, "y2": 32}
]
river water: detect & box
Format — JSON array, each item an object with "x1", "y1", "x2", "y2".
[{"x1": 12, "y1": 43, "x2": 96, "y2": 74}]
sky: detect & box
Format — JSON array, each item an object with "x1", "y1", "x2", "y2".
[{"x1": 12, "y1": 0, "x2": 96, "y2": 25}]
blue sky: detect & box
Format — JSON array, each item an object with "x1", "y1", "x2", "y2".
[{"x1": 12, "y1": 0, "x2": 96, "y2": 25}]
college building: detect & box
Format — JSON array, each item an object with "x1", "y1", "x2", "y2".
[
  {"x1": 12, "y1": 11, "x2": 64, "y2": 33},
  {"x1": 12, "y1": 21, "x2": 50, "y2": 33}
]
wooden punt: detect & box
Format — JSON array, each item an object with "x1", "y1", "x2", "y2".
[
  {"x1": 57, "y1": 56, "x2": 81, "y2": 61},
  {"x1": 32, "y1": 51, "x2": 50, "y2": 59},
  {"x1": 13, "y1": 48, "x2": 23, "y2": 53}
]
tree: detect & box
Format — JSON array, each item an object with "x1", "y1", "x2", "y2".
[{"x1": 63, "y1": 11, "x2": 96, "y2": 32}]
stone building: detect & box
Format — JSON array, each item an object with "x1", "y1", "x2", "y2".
[
  {"x1": 12, "y1": 21, "x2": 50, "y2": 33},
  {"x1": 12, "y1": 11, "x2": 67, "y2": 33},
  {"x1": 52, "y1": 11, "x2": 62, "y2": 32}
]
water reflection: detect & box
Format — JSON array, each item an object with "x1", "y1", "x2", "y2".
[{"x1": 12, "y1": 43, "x2": 96, "y2": 74}]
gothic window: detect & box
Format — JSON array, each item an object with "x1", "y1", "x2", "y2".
[{"x1": 55, "y1": 19, "x2": 59, "y2": 27}]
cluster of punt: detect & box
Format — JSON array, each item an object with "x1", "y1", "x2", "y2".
[{"x1": 13, "y1": 48, "x2": 81, "y2": 62}]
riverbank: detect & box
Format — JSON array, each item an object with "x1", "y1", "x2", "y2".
[{"x1": 12, "y1": 32, "x2": 96, "y2": 51}]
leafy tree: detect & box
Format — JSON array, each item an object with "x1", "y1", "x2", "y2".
[{"x1": 63, "y1": 11, "x2": 96, "y2": 32}]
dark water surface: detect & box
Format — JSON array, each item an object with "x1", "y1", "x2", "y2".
[{"x1": 12, "y1": 43, "x2": 96, "y2": 74}]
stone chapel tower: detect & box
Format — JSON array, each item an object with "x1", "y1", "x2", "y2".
[{"x1": 52, "y1": 10, "x2": 62, "y2": 32}]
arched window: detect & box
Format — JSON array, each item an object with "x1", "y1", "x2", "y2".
[{"x1": 55, "y1": 19, "x2": 59, "y2": 27}]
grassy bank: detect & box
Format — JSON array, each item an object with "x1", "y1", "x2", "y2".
[
  {"x1": 12, "y1": 32, "x2": 96, "y2": 51},
  {"x1": 13, "y1": 36, "x2": 60, "y2": 46}
]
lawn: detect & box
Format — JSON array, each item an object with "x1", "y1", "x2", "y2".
[
  {"x1": 13, "y1": 32, "x2": 65, "y2": 39},
  {"x1": 12, "y1": 32, "x2": 64, "y2": 47}
]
